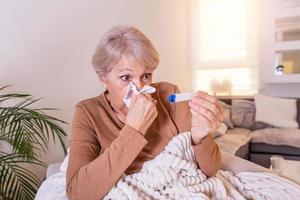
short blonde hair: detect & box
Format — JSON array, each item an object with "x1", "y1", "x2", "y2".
[{"x1": 92, "y1": 25, "x2": 160, "y2": 73}]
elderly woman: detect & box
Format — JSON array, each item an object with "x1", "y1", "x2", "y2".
[{"x1": 66, "y1": 25, "x2": 223, "y2": 200}]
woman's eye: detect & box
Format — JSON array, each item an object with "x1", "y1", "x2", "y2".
[
  {"x1": 120, "y1": 75, "x2": 130, "y2": 81},
  {"x1": 142, "y1": 73, "x2": 152, "y2": 80}
]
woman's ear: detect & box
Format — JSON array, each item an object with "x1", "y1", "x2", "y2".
[{"x1": 97, "y1": 72, "x2": 108, "y2": 89}]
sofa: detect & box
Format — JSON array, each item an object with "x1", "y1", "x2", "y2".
[{"x1": 215, "y1": 94, "x2": 300, "y2": 168}]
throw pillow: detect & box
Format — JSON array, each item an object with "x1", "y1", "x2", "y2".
[
  {"x1": 254, "y1": 94, "x2": 298, "y2": 128},
  {"x1": 220, "y1": 101, "x2": 234, "y2": 129},
  {"x1": 231, "y1": 99, "x2": 270, "y2": 130}
]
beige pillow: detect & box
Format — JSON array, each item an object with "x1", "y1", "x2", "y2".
[
  {"x1": 254, "y1": 94, "x2": 298, "y2": 128},
  {"x1": 220, "y1": 101, "x2": 234, "y2": 129}
]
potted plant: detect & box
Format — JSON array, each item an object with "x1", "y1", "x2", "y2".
[{"x1": 0, "y1": 85, "x2": 68, "y2": 200}]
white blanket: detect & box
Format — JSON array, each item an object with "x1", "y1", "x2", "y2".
[{"x1": 36, "y1": 132, "x2": 300, "y2": 200}]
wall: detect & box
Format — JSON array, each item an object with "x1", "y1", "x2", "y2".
[
  {"x1": 258, "y1": 0, "x2": 300, "y2": 98},
  {"x1": 261, "y1": 84, "x2": 300, "y2": 98},
  {"x1": 0, "y1": 0, "x2": 189, "y2": 180}
]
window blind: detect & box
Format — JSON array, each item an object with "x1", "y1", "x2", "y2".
[{"x1": 189, "y1": 0, "x2": 259, "y2": 96}]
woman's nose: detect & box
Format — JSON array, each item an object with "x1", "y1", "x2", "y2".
[{"x1": 132, "y1": 80, "x2": 144, "y2": 91}]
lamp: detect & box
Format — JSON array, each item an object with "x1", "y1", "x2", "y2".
[{"x1": 209, "y1": 78, "x2": 232, "y2": 96}]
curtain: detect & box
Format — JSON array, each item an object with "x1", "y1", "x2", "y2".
[{"x1": 189, "y1": 0, "x2": 259, "y2": 96}]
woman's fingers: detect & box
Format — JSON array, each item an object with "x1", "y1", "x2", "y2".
[
  {"x1": 191, "y1": 108, "x2": 221, "y2": 132},
  {"x1": 189, "y1": 96, "x2": 223, "y2": 122},
  {"x1": 190, "y1": 109, "x2": 212, "y2": 126},
  {"x1": 189, "y1": 101, "x2": 216, "y2": 121},
  {"x1": 193, "y1": 91, "x2": 214, "y2": 103},
  {"x1": 126, "y1": 93, "x2": 158, "y2": 135},
  {"x1": 192, "y1": 92, "x2": 223, "y2": 115},
  {"x1": 138, "y1": 93, "x2": 157, "y2": 106},
  {"x1": 190, "y1": 108, "x2": 221, "y2": 129},
  {"x1": 189, "y1": 91, "x2": 224, "y2": 144}
]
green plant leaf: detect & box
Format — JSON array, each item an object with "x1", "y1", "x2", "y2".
[{"x1": 0, "y1": 86, "x2": 68, "y2": 199}]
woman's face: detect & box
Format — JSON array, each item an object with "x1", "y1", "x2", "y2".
[{"x1": 99, "y1": 56, "x2": 155, "y2": 107}]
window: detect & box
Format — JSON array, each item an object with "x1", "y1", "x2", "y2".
[{"x1": 189, "y1": 0, "x2": 259, "y2": 96}]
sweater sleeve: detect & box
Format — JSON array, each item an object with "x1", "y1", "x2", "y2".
[
  {"x1": 66, "y1": 103, "x2": 148, "y2": 200},
  {"x1": 192, "y1": 135, "x2": 222, "y2": 177},
  {"x1": 166, "y1": 85, "x2": 222, "y2": 177}
]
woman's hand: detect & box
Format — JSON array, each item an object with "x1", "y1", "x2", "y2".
[
  {"x1": 125, "y1": 93, "x2": 158, "y2": 135},
  {"x1": 188, "y1": 91, "x2": 223, "y2": 145}
]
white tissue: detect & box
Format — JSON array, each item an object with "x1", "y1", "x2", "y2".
[{"x1": 123, "y1": 82, "x2": 156, "y2": 107}]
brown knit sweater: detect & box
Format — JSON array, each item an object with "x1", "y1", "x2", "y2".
[{"x1": 66, "y1": 82, "x2": 221, "y2": 200}]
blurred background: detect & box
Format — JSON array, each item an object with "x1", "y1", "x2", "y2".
[{"x1": 1, "y1": 0, "x2": 300, "y2": 180}]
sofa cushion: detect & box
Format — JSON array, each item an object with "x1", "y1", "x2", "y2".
[
  {"x1": 250, "y1": 128, "x2": 300, "y2": 148},
  {"x1": 226, "y1": 127, "x2": 251, "y2": 136},
  {"x1": 235, "y1": 142, "x2": 249, "y2": 160},
  {"x1": 250, "y1": 143, "x2": 300, "y2": 156},
  {"x1": 297, "y1": 99, "x2": 300, "y2": 128},
  {"x1": 221, "y1": 151, "x2": 269, "y2": 173},
  {"x1": 215, "y1": 133, "x2": 251, "y2": 156},
  {"x1": 254, "y1": 94, "x2": 298, "y2": 128},
  {"x1": 249, "y1": 153, "x2": 300, "y2": 168},
  {"x1": 231, "y1": 99, "x2": 270, "y2": 130}
]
